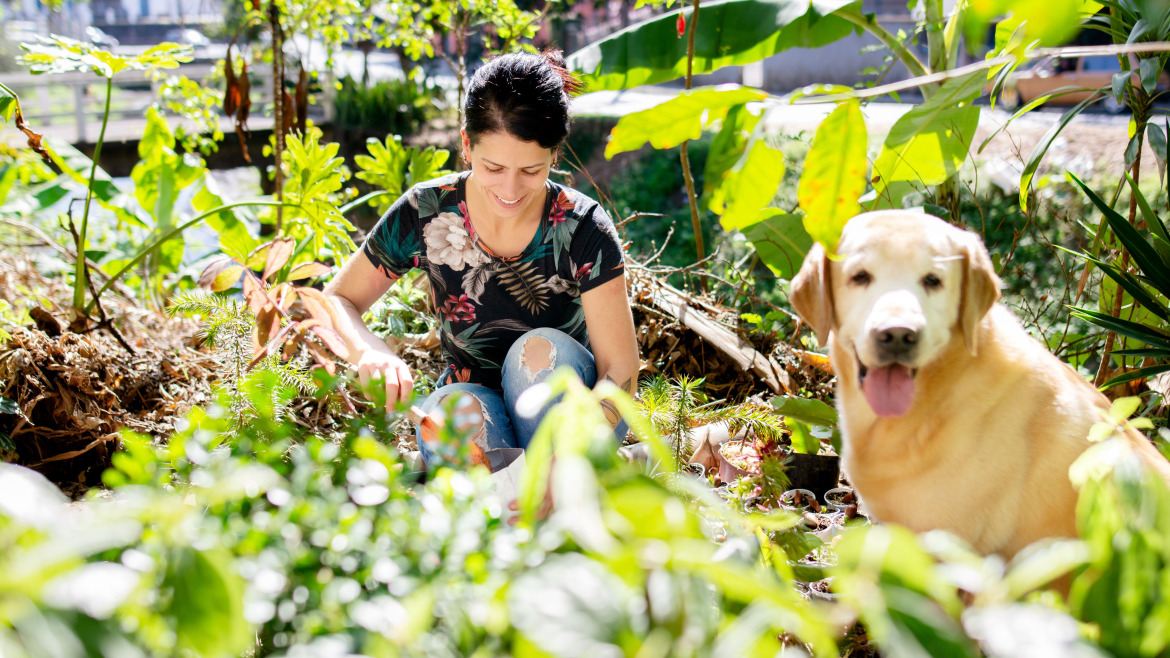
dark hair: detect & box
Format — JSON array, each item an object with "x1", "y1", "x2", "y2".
[{"x1": 463, "y1": 49, "x2": 584, "y2": 150}]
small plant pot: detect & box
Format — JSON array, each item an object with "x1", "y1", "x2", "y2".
[
  {"x1": 685, "y1": 462, "x2": 708, "y2": 478},
  {"x1": 716, "y1": 442, "x2": 759, "y2": 485},
  {"x1": 784, "y1": 452, "x2": 840, "y2": 500},
  {"x1": 823, "y1": 486, "x2": 855, "y2": 511},
  {"x1": 779, "y1": 488, "x2": 818, "y2": 512}
]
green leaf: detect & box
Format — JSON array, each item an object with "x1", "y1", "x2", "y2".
[
  {"x1": 787, "y1": 419, "x2": 818, "y2": 454},
  {"x1": 871, "y1": 71, "x2": 985, "y2": 205},
  {"x1": 19, "y1": 35, "x2": 191, "y2": 78},
  {"x1": 703, "y1": 103, "x2": 764, "y2": 212},
  {"x1": 1020, "y1": 94, "x2": 1099, "y2": 211},
  {"x1": 0, "y1": 82, "x2": 18, "y2": 123},
  {"x1": 741, "y1": 210, "x2": 812, "y2": 281},
  {"x1": 772, "y1": 395, "x2": 838, "y2": 426},
  {"x1": 1070, "y1": 172, "x2": 1170, "y2": 299},
  {"x1": 567, "y1": 0, "x2": 862, "y2": 91},
  {"x1": 1070, "y1": 307, "x2": 1170, "y2": 349},
  {"x1": 798, "y1": 100, "x2": 867, "y2": 252},
  {"x1": 0, "y1": 397, "x2": 18, "y2": 415},
  {"x1": 716, "y1": 138, "x2": 786, "y2": 230},
  {"x1": 163, "y1": 547, "x2": 250, "y2": 656},
  {"x1": 1140, "y1": 57, "x2": 1161, "y2": 94},
  {"x1": 973, "y1": 0, "x2": 1102, "y2": 53},
  {"x1": 605, "y1": 86, "x2": 768, "y2": 159}
]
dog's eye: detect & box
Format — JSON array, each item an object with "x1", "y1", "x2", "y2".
[
  {"x1": 850, "y1": 270, "x2": 871, "y2": 286},
  {"x1": 923, "y1": 273, "x2": 942, "y2": 290}
]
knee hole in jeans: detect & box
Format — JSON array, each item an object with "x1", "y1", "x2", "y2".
[
  {"x1": 439, "y1": 392, "x2": 489, "y2": 447},
  {"x1": 520, "y1": 335, "x2": 556, "y2": 381}
]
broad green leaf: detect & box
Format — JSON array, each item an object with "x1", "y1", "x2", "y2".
[
  {"x1": 703, "y1": 103, "x2": 764, "y2": 212},
  {"x1": 798, "y1": 100, "x2": 867, "y2": 252},
  {"x1": 772, "y1": 395, "x2": 838, "y2": 426},
  {"x1": 973, "y1": 0, "x2": 1102, "y2": 53},
  {"x1": 567, "y1": 0, "x2": 862, "y2": 91},
  {"x1": 741, "y1": 210, "x2": 812, "y2": 280},
  {"x1": 871, "y1": 72, "x2": 985, "y2": 205},
  {"x1": 605, "y1": 85, "x2": 767, "y2": 159},
  {"x1": 716, "y1": 138, "x2": 786, "y2": 231},
  {"x1": 787, "y1": 419, "x2": 818, "y2": 454},
  {"x1": 163, "y1": 547, "x2": 250, "y2": 656},
  {"x1": 193, "y1": 179, "x2": 257, "y2": 262}
]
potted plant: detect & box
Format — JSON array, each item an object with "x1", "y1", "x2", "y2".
[{"x1": 772, "y1": 396, "x2": 842, "y2": 500}]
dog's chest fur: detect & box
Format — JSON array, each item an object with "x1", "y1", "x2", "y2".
[{"x1": 831, "y1": 306, "x2": 1092, "y2": 556}]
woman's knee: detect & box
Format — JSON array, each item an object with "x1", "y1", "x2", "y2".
[{"x1": 505, "y1": 328, "x2": 590, "y2": 383}]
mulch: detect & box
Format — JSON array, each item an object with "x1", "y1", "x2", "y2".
[{"x1": 0, "y1": 252, "x2": 831, "y2": 497}]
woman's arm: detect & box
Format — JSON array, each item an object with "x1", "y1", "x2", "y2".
[
  {"x1": 323, "y1": 250, "x2": 415, "y2": 407},
  {"x1": 581, "y1": 273, "x2": 641, "y2": 427}
]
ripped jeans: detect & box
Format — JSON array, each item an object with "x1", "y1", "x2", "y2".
[{"x1": 415, "y1": 327, "x2": 599, "y2": 468}]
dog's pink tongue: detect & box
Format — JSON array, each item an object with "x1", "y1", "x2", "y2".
[{"x1": 862, "y1": 365, "x2": 915, "y2": 417}]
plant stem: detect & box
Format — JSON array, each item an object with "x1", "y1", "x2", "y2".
[
  {"x1": 924, "y1": 0, "x2": 960, "y2": 216},
  {"x1": 838, "y1": 8, "x2": 932, "y2": 86},
  {"x1": 73, "y1": 76, "x2": 113, "y2": 318},
  {"x1": 679, "y1": 0, "x2": 706, "y2": 291},
  {"x1": 84, "y1": 200, "x2": 294, "y2": 315},
  {"x1": 270, "y1": 0, "x2": 285, "y2": 233}
]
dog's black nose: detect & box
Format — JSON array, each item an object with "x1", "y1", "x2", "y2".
[{"x1": 874, "y1": 326, "x2": 918, "y2": 353}]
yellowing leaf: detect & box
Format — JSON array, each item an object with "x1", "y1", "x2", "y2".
[
  {"x1": 604, "y1": 85, "x2": 768, "y2": 159},
  {"x1": 798, "y1": 100, "x2": 867, "y2": 253}
]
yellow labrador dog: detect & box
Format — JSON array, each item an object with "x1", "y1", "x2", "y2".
[{"x1": 791, "y1": 210, "x2": 1170, "y2": 557}]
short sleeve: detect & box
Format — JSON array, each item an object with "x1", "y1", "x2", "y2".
[
  {"x1": 571, "y1": 201, "x2": 625, "y2": 295},
  {"x1": 360, "y1": 190, "x2": 424, "y2": 281}
]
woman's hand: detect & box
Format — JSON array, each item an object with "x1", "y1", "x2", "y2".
[{"x1": 354, "y1": 348, "x2": 415, "y2": 411}]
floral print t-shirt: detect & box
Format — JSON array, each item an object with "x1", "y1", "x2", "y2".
[{"x1": 361, "y1": 171, "x2": 625, "y2": 389}]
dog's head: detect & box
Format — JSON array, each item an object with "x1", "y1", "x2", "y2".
[{"x1": 791, "y1": 210, "x2": 1000, "y2": 417}]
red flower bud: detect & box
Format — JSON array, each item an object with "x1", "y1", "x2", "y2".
[{"x1": 677, "y1": 13, "x2": 686, "y2": 37}]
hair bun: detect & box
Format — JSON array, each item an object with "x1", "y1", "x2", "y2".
[{"x1": 541, "y1": 47, "x2": 584, "y2": 97}]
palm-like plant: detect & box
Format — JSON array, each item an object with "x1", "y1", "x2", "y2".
[{"x1": 1067, "y1": 172, "x2": 1170, "y2": 390}]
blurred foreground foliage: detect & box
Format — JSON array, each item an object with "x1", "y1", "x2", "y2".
[{"x1": 1, "y1": 369, "x2": 1169, "y2": 657}]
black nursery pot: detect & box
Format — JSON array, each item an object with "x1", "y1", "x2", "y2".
[{"x1": 785, "y1": 453, "x2": 840, "y2": 500}]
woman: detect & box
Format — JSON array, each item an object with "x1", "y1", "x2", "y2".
[{"x1": 324, "y1": 50, "x2": 640, "y2": 467}]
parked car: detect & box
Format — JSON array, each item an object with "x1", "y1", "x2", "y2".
[{"x1": 1000, "y1": 54, "x2": 1169, "y2": 113}]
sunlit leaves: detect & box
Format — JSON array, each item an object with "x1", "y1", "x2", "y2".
[
  {"x1": 797, "y1": 100, "x2": 867, "y2": 253},
  {"x1": 870, "y1": 72, "x2": 984, "y2": 208},
  {"x1": 19, "y1": 36, "x2": 191, "y2": 79},
  {"x1": 714, "y1": 138, "x2": 786, "y2": 231},
  {"x1": 279, "y1": 130, "x2": 356, "y2": 260},
  {"x1": 969, "y1": 0, "x2": 1102, "y2": 53},
  {"x1": 354, "y1": 135, "x2": 450, "y2": 215},
  {"x1": 605, "y1": 85, "x2": 768, "y2": 159},
  {"x1": 567, "y1": 0, "x2": 862, "y2": 91}
]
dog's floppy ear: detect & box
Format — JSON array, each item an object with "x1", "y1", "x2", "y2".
[
  {"x1": 791, "y1": 242, "x2": 835, "y2": 347},
  {"x1": 958, "y1": 231, "x2": 1001, "y2": 356}
]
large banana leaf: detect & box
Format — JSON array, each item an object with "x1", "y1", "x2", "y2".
[
  {"x1": 869, "y1": 71, "x2": 986, "y2": 205},
  {"x1": 566, "y1": 0, "x2": 862, "y2": 92},
  {"x1": 604, "y1": 85, "x2": 767, "y2": 158},
  {"x1": 798, "y1": 100, "x2": 867, "y2": 252},
  {"x1": 741, "y1": 209, "x2": 811, "y2": 281}
]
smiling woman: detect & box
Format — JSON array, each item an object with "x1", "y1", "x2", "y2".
[{"x1": 324, "y1": 50, "x2": 640, "y2": 471}]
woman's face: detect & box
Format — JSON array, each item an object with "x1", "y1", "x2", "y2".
[{"x1": 463, "y1": 130, "x2": 554, "y2": 221}]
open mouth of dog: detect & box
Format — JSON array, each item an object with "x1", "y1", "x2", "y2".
[{"x1": 857, "y1": 357, "x2": 918, "y2": 418}]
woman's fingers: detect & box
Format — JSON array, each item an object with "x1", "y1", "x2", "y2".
[
  {"x1": 383, "y1": 374, "x2": 400, "y2": 412},
  {"x1": 395, "y1": 363, "x2": 414, "y2": 404}
]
